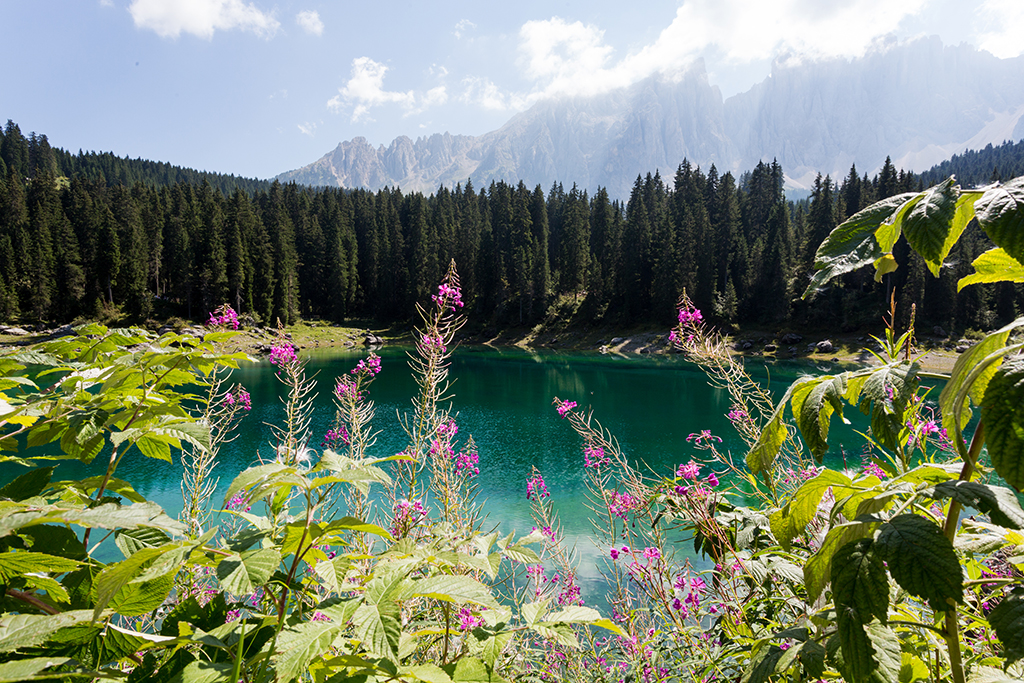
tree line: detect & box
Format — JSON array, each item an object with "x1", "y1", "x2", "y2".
[{"x1": 1, "y1": 119, "x2": 1021, "y2": 334}]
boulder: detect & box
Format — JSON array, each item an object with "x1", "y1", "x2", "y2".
[
  {"x1": 815, "y1": 339, "x2": 834, "y2": 353},
  {"x1": 0, "y1": 326, "x2": 31, "y2": 336},
  {"x1": 932, "y1": 326, "x2": 947, "y2": 338},
  {"x1": 780, "y1": 333, "x2": 803, "y2": 345},
  {"x1": 764, "y1": 344, "x2": 777, "y2": 352}
]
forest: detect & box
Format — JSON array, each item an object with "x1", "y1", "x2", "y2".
[{"x1": 3, "y1": 118, "x2": 1023, "y2": 335}]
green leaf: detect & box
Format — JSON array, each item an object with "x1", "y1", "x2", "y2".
[
  {"x1": 900, "y1": 653, "x2": 931, "y2": 683},
  {"x1": 770, "y1": 469, "x2": 852, "y2": 551},
  {"x1": 804, "y1": 192, "x2": 919, "y2": 298},
  {"x1": 401, "y1": 575, "x2": 499, "y2": 609},
  {"x1": 987, "y1": 589, "x2": 1024, "y2": 666},
  {"x1": 0, "y1": 551, "x2": 81, "y2": 581},
  {"x1": 93, "y1": 544, "x2": 182, "y2": 620},
  {"x1": 804, "y1": 521, "x2": 874, "y2": 603},
  {"x1": 741, "y1": 644, "x2": 785, "y2": 683},
  {"x1": 828, "y1": 621, "x2": 902, "y2": 683},
  {"x1": 0, "y1": 610, "x2": 94, "y2": 652},
  {"x1": 273, "y1": 600, "x2": 361, "y2": 682},
  {"x1": 0, "y1": 501, "x2": 185, "y2": 537},
  {"x1": 900, "y1": 178, "x2": 960, "y2": 274},
  {"x1": 747, "y1": 381, "x2": 802, "y2": 477},
  {"x1": 981, "y1": 357, "x2": 1024, "y2": 490},
  {"x1": 351, "y1": 603, "x2": 401, "y2": 661},
  {"x1": 791, "y1": 374, "x2": 848, "y2": 460},
  {"x1": 0, "y1": 467, "x2": 55, "y2": 501},
  {"x1": 877, "y1": 514, "x2": 963, "y2": 611},
  {"x1": 0, "y1": 657, "x2": 78, "y2": 682},
  {"x1": 443, "y1": 656, "x2": 509, "y2": 683},
  {"x1": 969, "y1": 665, "x2": 1024, "y2": 683},
  {"x1": 940, "y1": 319, "x2": 1024, "y2": 437},
  {"x1": 832, "y1": 539, "x2": 889, "y2": 624},
  {"x1": 115, "y1": 527, "x2": 172, "y2": 557},
  {"x1": 216, "y1": 548, "x2": 281, "y2": 596},
  {"x1": 222, "y1": 462, "x2": 290, "y2": 508},
  {"x1": 170, "y1": 660, "x2": 234, "y2": 683},
  {"x1": 976, "y1": 177, "x2": 1024, "y2": 265},
  {"x1": 800, "y1": 640, "x2": 826, "y2": 679},
  {"x1": 930, "y1": 480, "x2": 1024, "y2": 529},
  {"x1": 878, "y1": 192, "x2": 924, "y2": 252},
  {"x1": 959, "y1": 247, "x2": 1024, "y2": 291},
  {"x1": 858, "y1": 362, "x2": 919, "y2": 453},
  {"x1": 472, "y1": 629, "x2": 514, "y2": 667}
]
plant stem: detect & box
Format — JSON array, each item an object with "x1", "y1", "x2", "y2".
[{"x1": 940, "y1": 421, "x2": 984, "y2": 683}]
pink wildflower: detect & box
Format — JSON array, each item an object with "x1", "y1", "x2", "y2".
[
  {"x1": 556, "y1": 400, "x2": 577, "y2": 418},
  {"x1": 584, "y1": 444, "x2": 609, "y2": 468},
  {"x1": 269, "y1": 345, "x2": 296, "y2": 367},
  {"x1": 526, "y1": 474, "x2": 549, "y2": 500},
  {"x1": 676, "y1": 461, "x2": 701, "y2": 479}
]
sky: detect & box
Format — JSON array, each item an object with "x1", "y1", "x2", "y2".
[{"x1": 4, "y1": 0, "x2": 1023, "y2": 180}]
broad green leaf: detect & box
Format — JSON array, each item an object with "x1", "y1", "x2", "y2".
[
  {"x1": 0, "y1": 552, "x2": 81, "y2": 580},
  {"x1": 471, "y1": 630, "x2": 514, "y2": 667},
  {"x1": 403, "y1": 663, "x2": 454, "y2": 683},
  {"x1": 968, "y1": 665, "x2": 1024, "y2": 683},
  {"x1": 791, "y1": 375, "x2": 847, "y2": 460},
  {"x1": 747, "y1": 381, "x2": 802, "y2": 477},
  {"x1": 858, "y1": 362, "x2": 919, "y2": 453},
  {"x1": 114, "y1": 527, "x2": 172, "y2": 557},
  {"x1": 872, "y1": 253, "x2": 899, "y2": 281},
  {"x1": 312, "y1": 556, "x2": 352, "y2": 593},
  {"x1": 976, "y1": 177, "x2": 1024, "y2": 265},
  {"x1": 832, "y1": 539, "x2": 888, "y2": 624},
  {"x1": 0, "y1": 501, "x2": 185, "y2": 537},
  {"x1": 900, "y1": 178, "x2": 960, "y2": 273},
  {"x1": 877, "y1": 514, "x2": 963, "y2": 610},
  {"x1": 522, "y1": 599, "x2": 551, "y2": 625},
  {"x1": 740, "y1": 643, "x2": 785, "y2": 683},
  {"x1": 803, "y1": 192, "x2": 917, "y2": 299},
  {"x1": 93, "y1": 544, "x2": 181, "y2": 620},
  {"x1": 0, "y1": 610, "x2": 94, "y2": 652},
  {"x1": 940, "y1": 319, "x2": 1024, "y2": 436},
  {"x1": 0, "y1": 466, "x2": 55, "y2": 501},
  {"x1": 828, "y1": 621, "x2": 902, "y2": 683},
  {"x1": 799, "y1": 639, "x2": 827, "y2": 679},
  {"x1": 542, "y1": 605, "x2": 602, "y2": 624},
  {"x1": 900, "y1": 653, "x2": 931, "y2": 683},
  {"x1": 216, "y1": 548, "x2": 281, "y2": 596},
  {"x1": 532, "y1": 623, "x2": 579, "y2": 648},
  {"x1": 273, "y1": 600, "x2": 361, "y2": 682},
  {"x1": 0, "y1": 657, "x2": 79, "y2": 682},
  {"x1": 981, "y1": 357, "x2": 1024, "y2": 490},
  {"x1": 402, "y1": 575, "x2": 499, "y2": 608},
  {"x1": 170, "y1": 660, "x2": 234, "y2": 683},
  {"x1": 959, "y1": 247, "x2": 1024, "y2": 291},
  {"x1": 352, "y1": 603, "x2": 401, "y2": 661},
  {"x1": 878, "y1": 192, "x2": 924, "y2": 252},
  {"x1": 222, "y1": 462, "x2": 291, "y2": 508},
  {"x1": 443, "y1": 656, "x2": 510, "y2": 683},
  {"x1": 988, "y1": 589, "x2": 1024, "y2": 666},
  {"x1": 770, "y1": 469, "x2": 852, "y2": 551},
  {"x1": 930, "y1": 481, "x2": 1024, "y2": 529},
  {"x1": 804, "y1": 521, "x2": 874, "y2": 603},
  {"x1": 325, "y1": 516, "x2": 395, "y2": 541}
]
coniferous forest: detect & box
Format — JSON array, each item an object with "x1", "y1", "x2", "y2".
[{"x1": 3, "y1": 118, "x2": 1023, "y2": 334}]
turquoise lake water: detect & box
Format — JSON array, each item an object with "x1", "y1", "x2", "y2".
[{"x1": 2, "y1": 346, "x2": 874, "y2": 605}]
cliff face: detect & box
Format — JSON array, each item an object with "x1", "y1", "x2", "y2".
[{"x1": 277, "y1": 39, "x2": 1024, "y2": 196}]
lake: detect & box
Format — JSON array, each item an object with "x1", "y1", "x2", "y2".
[{"x1": 4, "y1": 346, "x2": 870, "y2": 605}]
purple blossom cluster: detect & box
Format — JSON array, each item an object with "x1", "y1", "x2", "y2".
[
  {"x1": 457, "y1": 606, "x2": 483, "y2": 631},
  {"x1": 334, "y1": 377, "x2": 360, "y2": 402},
  {"x1": 432, "y1": 282, "x2": 464, "y2": 311},
  {"x1": 421, "y1": 333, "x2": 446, "y2": 353},
  {"x1": 321, "y1": 427, "x2": 350, "y2": 449},
  {"x1": 223, "y1": 389, "x2": 251, "y2": 411},
  {"x1": 583, "y1": 444, "x2": 609, "y2": 469},
  {"x1": 227, "y1": 492, "x2": 251, "y2": 513},
  {"x1": 269, "y1": 345, "x2": 297, "y2": 367},
  {"x1": 207, "y1": 304, "x2": 239, "y2": 330},
  {"x1": 351, "y1": 354, "x2": 382, "y2": 376},
  {"x1": 686, "y1": 429, "x2": 723, "y2": 449},
  {"x1": 677, "y1": 305, "x2": 704, "y2": 326},
  {"x1": 391, "y1": 499, "x2": 427, "y2": 537},
  {"x1": 526, "y1": 473, "x2": 549, "y2": 500},
  {"x1": 607, "y1": 491, "x2": 640, "y2": 520},
  {"x1": 727, "y1": 408, "x2": 748, "y2": 423},
  {"x1": 555, "y1": 400, "x2": 577, "y2": 418},
  {"x1": 454, "y1": 448, "x2": 480, "y2": 476}
]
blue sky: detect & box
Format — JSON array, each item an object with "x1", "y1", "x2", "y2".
[{"x1": 4, "y1": 0, "x2": 1021, "y2": 180}]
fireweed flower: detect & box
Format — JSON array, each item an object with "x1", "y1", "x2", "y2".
[
  {"x1": 526, "y1": 474, "x2": 549, "y2": 500},
  {"x1": 432, "y1": 282, "x2": 464, "y2": 311},
  {"x1": 642, "y1": 547, "x2": 661, "y2": 561},
  {"x1": 458, "y1": 606, "x2": 483, "y2": 631},
  {"x1": 334, "y1": 378, "x2": 360, "y2": 401},
  {"x1": 607, "y1": 491, "x2": 640, "y2": 519},
  {"x1": 583, "y1": 444, "x2": 609, "y2": 469},
  {"x1": 207, "y1": 304, "x2": 240, "y2": 330},
  {"x1": 391, "y1": 499, "x2": 427, "y2": 537},
  {"x1": 555, "y1": 400, "x2": 577, "y2": 418},
  {"x1": 686, "y1": 430, "x2": 722, "y2": 449},
  {"x1": 269, "y1": 345, "x2": 296, "y2": 367},
  {"x1": 676, "y1": 461, "x2": 701, "y2": 479},
  {"x1": 706, "y1": 472, "x2": 720, "y2": 487},
  {"x1": 454, "y1": 447, "x2": 480, "y2": 476},
  {"x1": 727, "y1": 408, "x2": 748, "y2": 422},
  {"x1": 678, "y1": 306, "x2": 703, "y2": 326},
  {"x1": 321, "y1": 427, "x2": 350, "y2": 448},
  {"x1": 351, "y1": 354, "x2": 382, "y2": 376},
  {"x1": 863, "y1": 462, "x2": 888, "y2": 479},
  {"x1": 421, "y1": 333, "x2": 446, "y2": 353}
]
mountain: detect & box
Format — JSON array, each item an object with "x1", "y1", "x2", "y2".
[{"x1": 278, "y1": 37, "x2": 1024, "y2": 197}]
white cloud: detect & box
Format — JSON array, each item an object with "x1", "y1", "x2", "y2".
[
  {"x1": 297, "y1": 122, "x2": 317, "y2": 136},
  {"x1": 459, "y1": 76, "x2": 528, "y2": 111},
  {"x1": 975, "y1": 0, "x2": 1024, "y2": 58},
  {"x1": 329, "y1": 57, "x2": 437, "y2": 122},
  {"x1": 296, "y1": 10, "x2": 323, "y2": 36},
  {"x1": 453, "y1": 19, "x2": 476, "y2": 39},
  {"x1": 128, "y1": 0, "x2": 279, "y2": 39},
  {"x1": 99, "y1": 0, "x2": 115, "y2": 8},
  {"x1": 511, "y1": 0, "x2": 930, "y2": 102}
]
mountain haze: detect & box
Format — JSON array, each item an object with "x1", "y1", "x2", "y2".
[{"x1": 278, "y1": 37, "x2": 1024, "y2": 197}]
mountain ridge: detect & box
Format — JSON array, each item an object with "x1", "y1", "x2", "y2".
[{"x1": 278, "y1": 37, "x2": 1024, "y2": 197}]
